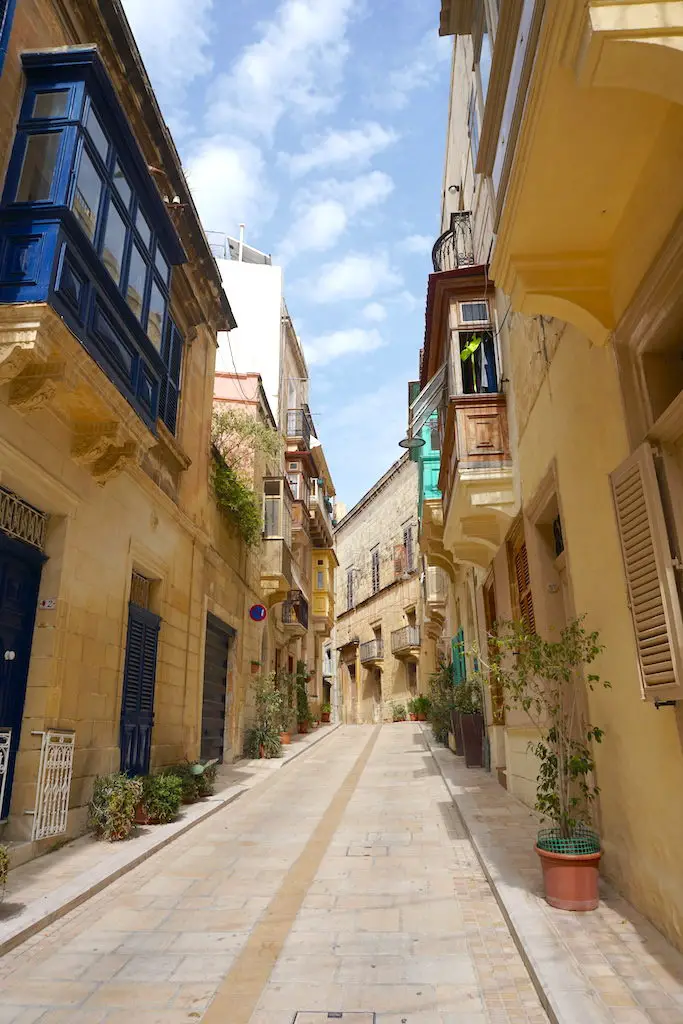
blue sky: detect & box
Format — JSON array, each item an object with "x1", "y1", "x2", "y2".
[{"x1": 121, "y1": 0, "x2": 451, "y2": 509}]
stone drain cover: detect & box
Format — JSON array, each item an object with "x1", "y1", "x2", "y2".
[{"x1": 293, "y1": 1015, "x2": 376, "y2": 1023}]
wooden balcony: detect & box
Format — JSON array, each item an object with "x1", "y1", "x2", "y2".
[
  {"x1": 391, "y1": 626, "x2": 421, "y2": 661},
  {"x1": 437, "y1": 393, "x2": 516, "y2": 568},
  {"x1": 359, "y1": 639, "x2": 384, "y2": 666},
  {"x1": 260, "y1": 538, "x2": 293, "y2": 606},
  {"x1": 309, "y1": 479, "x2": 334, "y2": 547},
  {"x1": 291, "y1": 500, "x2": 311, "y2": 542},
  {"x1": 282, "y1": 591, "x2": 309, "y2": 636}
]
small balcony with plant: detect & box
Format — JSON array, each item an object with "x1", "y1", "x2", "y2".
[
  {"x1": 281, "y1": 591, "x2": 309, "y2": 636},
  {"x1": 360, "y1": 638, "x2": 384, "y2": 666},
  {"x1": 391, "y1": 625, "x2": 421, "y2": 661}
]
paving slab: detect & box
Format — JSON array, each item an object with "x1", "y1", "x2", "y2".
[
  {"x1": 0, "y1": 723, "x2": 339, "y2": 957},
  {"x1": 422, "y1": 725, "x2": 683, "y2": 1024}
]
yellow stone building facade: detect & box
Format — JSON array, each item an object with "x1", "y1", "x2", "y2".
[
  {"x1": 0, "y1": 1, "x2": 264, "y2": 855},
  {"x1": 415, "y1": 0, "x2": 683, "y2": 950},
  {"x1": 334, "y1": 455, "x2": 433, "y2": 724}
]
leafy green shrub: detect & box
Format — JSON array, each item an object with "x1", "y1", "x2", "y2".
[
  {"x1": 321, "y1": 702, "x2": 331, "y2": 715},
  {"x1": 413, "y1": 695, "x2": 431, "y2": 716},
  {"x1": 88, "y1": 773, "x2": 143, "y2": 841},
  {"x1": 392, "y1": 703, "x2": 407, "y2": 722},
  {"x1": 453, "y1": 677, "x2": 483, "y2": 715},
  {"x1": 138, "y1": 774, "x2": 183, "y2": 823},
  {"x1": 0, "y1": 844, "x2": 9, "y2": 893},
  {"x1": 195, "y1": 760, "x2": 218, "y2": 797},
  {"x1": 212, "y1": 461, "x2": 262, "y2": 546},
  {"x1": 295, "y1": 661, "x2": 311, "y2": 724},
  {"x1": 162, "y1": 760, "x2": 218, "y2": 802}
]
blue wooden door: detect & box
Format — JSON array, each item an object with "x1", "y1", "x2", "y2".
[
  {"x1": 0, "y1": 535, "x2": 43, "y2": 819},
  {"x1": 120, "y1": 603, "x2": 159, "y2": 776}
]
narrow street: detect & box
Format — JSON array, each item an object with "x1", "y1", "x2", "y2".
[{"x1": 0, "y1": 726, "x2": 547, "y2": 1024}]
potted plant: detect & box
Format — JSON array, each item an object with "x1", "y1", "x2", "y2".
[
  {"x1": 321, "y1": 702, "x2": 331, "y2": 723},
  {"x1": 0, "y1": 844, "x2": 9, "y2": 899},
  {"x1": 244, "y1": 724, "x2": 282, "y2": 758},
  {"x1": 407, "y1": 697, "x2": 417, "y2": 721},
  {"x1": 428, "y1": 659, "x2": 457, "y2": 747},
  {"x1": 453, "y1": 677, "x2": 484, "y2": 767},
  {"x1": 392, "y1": 702, "x2": 407, "y2": 722},
  {"x1": 413, "y1": 695, "x2": 431, "y2": 721},
  {"x1": 491, "y1": 617, "x2": 609, "y2": 912},
  {"x1": 162, "y1": 759, "x2": 218, "y2": 803},
  {"x1": 279, "y1": 703, "x2": 293, "y2": 745},
  {"x1": 88, "y1": 773, "x2": 143, "y2": 841},
  {"x1": 135, "y1": 773, "x2": 183, "y2": 825}
]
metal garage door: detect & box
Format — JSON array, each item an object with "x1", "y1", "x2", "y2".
[{"x1": 200, "y1": 614, "x2": 234, "y2": 763}]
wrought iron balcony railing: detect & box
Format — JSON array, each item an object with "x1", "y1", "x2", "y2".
[
  {"x1": 432, "y1": 212, "x2": 475, "y2": 273},
  {"x1": 282, "y1": 592, "x2": 309, "y2": 630},
  {"x1": 360, "y1": 638, "x2": 384, "y2": 663},
  {"x1": 286, "y1": 408, "x2": 314, "y2": 450},
  {"x1": 391, "y1": 626, "x2": 421, "y2": 654}
]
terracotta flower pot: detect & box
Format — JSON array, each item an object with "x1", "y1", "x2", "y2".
[
  {"x1": 259, "y1": 744, "x2": 265, "y2": 758},
  {"x1": 280, "y1": 731, "x2": 291, "y2": 745},
  {"x1": 298, "y1": 722, "x2": 309, "y2": 735},
  {"x1": 321, "y1": 712, "x2": 330, "y2": 723},
  {"x1": 409, "y1": 713, "x2": 417, "y2": 721},
  {"x1": 134, "y1": 804, "x2": 160, "y2": 826},
  {"x1": 535, "y1": 845, "x2": 602, "y2": 911},
  {"x1": 417, "y1": 713, "x2": 426, "y2": 721}
]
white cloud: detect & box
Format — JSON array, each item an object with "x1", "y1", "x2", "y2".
[
  {"x1": 383, "y1": 30, "x2": 452, "y2": 110},
  {"x1": 304, "y1": 328, "x2": 386, "y2": 367},
  {"x1": 401, "y1": 234, "x2": 433, "y2": 255},
  {"x1": 278, "y1": 172, "x2": 394, "y2": 260},
  {"x1": 121, "y1": 0, "x2": 214, "y2": 118},
  {"x1": 362, "y1": 302, "x2": 387, "y2": 322},
  {"x1": 185, "y1": 138, "x2": 273, "y2": 235},
  {"x1": 206, "y1": 0, "x2": 360, "y2": 139},
  {"x1": 307, "y1": 252, "x2": 402, "y2": 303},
  {"x1": 283, "y1": 123, "x2": 399, "y2": 177}
]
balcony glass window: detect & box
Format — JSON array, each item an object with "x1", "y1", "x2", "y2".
[
  {"x1": 135, "y1": 207, "x2": 151, "y2": 249},
  {"x1": 33, "y1": 91, "x2": 69, "y2": 118},
  {"x1": 317, "y1": 570, "x2": 324, "y2": 589},
  {"x1": 263, "y1": 478, "x2": 293, "y2": 546},
  {"x1": 460, "y1": 330, "x2": 498, "y2": 393},
  {"x1": 147, "y1": 280, "x2": 166, "y2": 351},
  {"x1": 154, "y1": 246, "x2": 170, "y2": 284},
  {"x1": 85, "y1": 106, "x2": 109, "y2": 161},
  {"x1": 102, "y1": 200, "x2": 127, "y2": 285},
  {"x1": 72, "y1": 148, "x2": 103, "y2": 240},
  {"x1": 16, "y1": 133, "x2": 60, "y2": 202},
  {"x1": 113, "y1": 162, "x2": 131, "y2": 208},
  {"x1": 479, "y1": 31, "x2": 492, "y2": 102},
  {"x1": 126, "y1": 243, "x2": 147, "y2": 321}
]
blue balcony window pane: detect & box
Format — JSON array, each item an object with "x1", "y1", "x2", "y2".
[
  {"x1": 16, "y1": 133, "x2": 61, "y2": 202},
  {"x1": 85, "y1": 104, "x2": 108, "y2": 162},
  {"x1": 126, "y1": 243, "x2": 147, "y2": 322},
  {"x1": 135, "y1": 206, "x2": 151, "y2": 249},
  {"x1": 113, "y1": 162, "x2": 131, "y2": 209},
  {"x1": 147, "y1": 280, "x2": 165, "y2": 351},
  {"x1": 154, "y1": 246, "x2": 169, "y2": 284},
  {"x1": 102, "y1": 199, "x2": 127, "y2": 286},
  {"x1": 33, "y1": 90, "x2": 69, "y2": 119},
  {"x1": 55, "y1": 249, "x2": 85, "y2": 317},
  {"x1": 72, "y1": 148, "x2": 102, "y2": 241},
  {"x1": 92, "y1": 303, "x2": 135, "y2": 380}
]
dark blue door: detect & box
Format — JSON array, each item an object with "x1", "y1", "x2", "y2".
[
  {"x1": 0, "y1": 534, "x2": 43, "y2": 820},
  {"x1": 120, "y1": 603, "x2": 159, "y2": 776}
]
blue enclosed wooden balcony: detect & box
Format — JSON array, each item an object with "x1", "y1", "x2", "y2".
[{"x1": 0, "y1": 50, "x2": 189, "y2": 481}]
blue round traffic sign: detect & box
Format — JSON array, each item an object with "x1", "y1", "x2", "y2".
[{"x1": 249, "y1": 604, "x2": 267, "y2": 622}]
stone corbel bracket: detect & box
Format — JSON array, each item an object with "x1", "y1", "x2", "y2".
[
  {"x1": 71, "y1": 422, "x2": 145, "y2": 486},
  {"x1": 0, "y1": 316, "x2": 53, "y2": 386},
  {"x1": 570, "y1": 1, "x2": 683, "y2": 107}
]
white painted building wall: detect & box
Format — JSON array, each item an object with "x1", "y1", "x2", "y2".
[{"x1": 215, "y1": 259, "x2": 284, "y2": 426}]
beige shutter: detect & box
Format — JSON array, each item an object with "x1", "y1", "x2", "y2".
[
  {"x1": 394, "y1": 543, "x2": 406, "y2": 579},
  {"x1": 611, "y1": 443, "x2": 683, "y2": 700}
]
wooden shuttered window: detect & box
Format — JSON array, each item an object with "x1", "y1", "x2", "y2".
[
  {"x1": 394, "y1": 543, "x2": 406, "y2": 579},
  {"x1": 483, "y1": 576, "x2": 505, "y2": 725},
  {"x1": 120, "y1": 603, "x2": 160, "y2": 776},
  {"x1": 510, "y1": 529, "x2": 536, "y2": 634},
  {"x1": 610, "y1": 443, "x2": 683, "y2": 701}
]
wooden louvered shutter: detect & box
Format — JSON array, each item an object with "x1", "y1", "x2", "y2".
[
  {"x1": 512, "y1": 538, "x2": 536, "y2": 634},
  {"x1": 611, "y1": 444, "x2": 683, "y2": 700},
  {"x1": 394, "y1": 543, "x2": 406, "y2": 579},
  {"x1": 120, "y1": 604, "x2": 160, "y2": 775}
]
